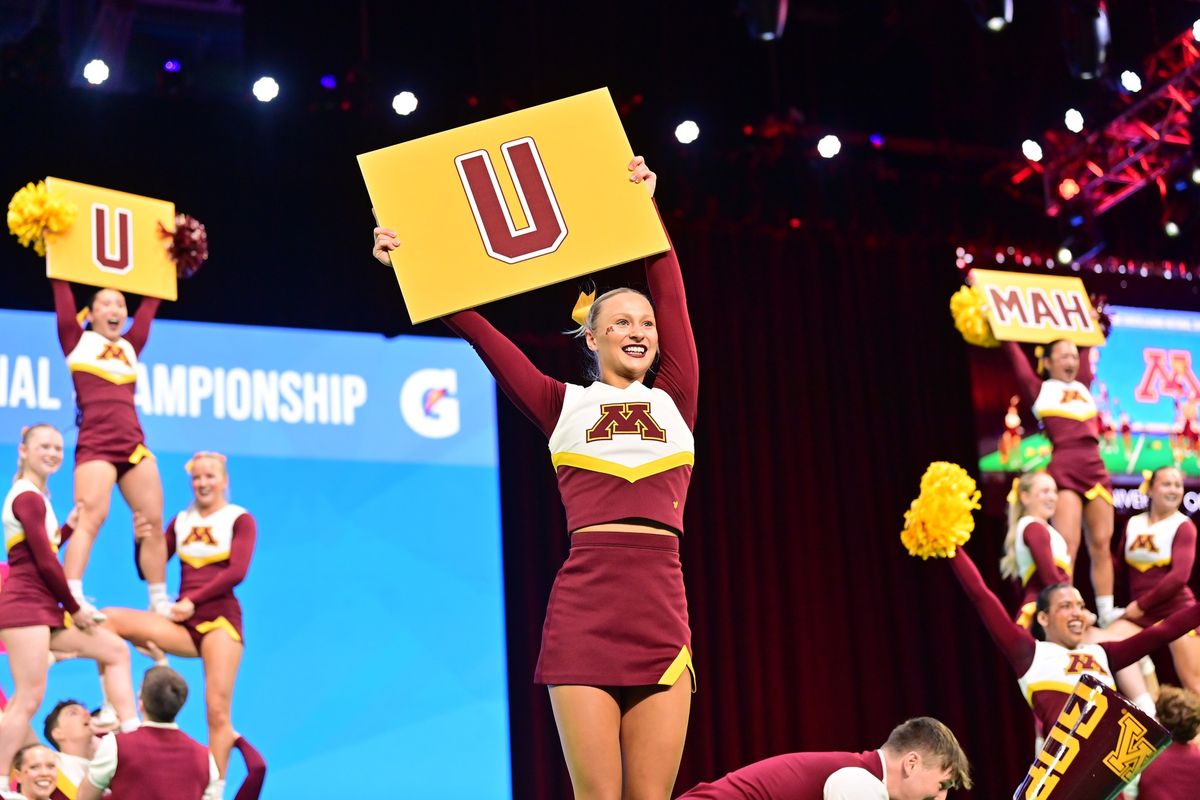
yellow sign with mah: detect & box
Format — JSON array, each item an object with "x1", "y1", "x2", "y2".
[
  {"x1": 970, "y1": 268, "x2": 1105, "y2": 346},
  {"x1": 358, "y1": 88, "x2": 669, "y2": 323},
  {"x1": 43, "y1": 177, "x2": 177, "y2": 301}
]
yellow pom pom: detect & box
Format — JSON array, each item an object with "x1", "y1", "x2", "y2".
[
  {"x1": 1139, "y1": 469, "x2": 1153, "y2": 495},
  {"x1": 901, "y1": 461, "x2": 981, "y2": 559},
  {"x1": 7, "y1": 181, "x2": 77, "y2": 257},
  {"x1": 949, "y1": 286, "x2": 999, "y2": 348}
]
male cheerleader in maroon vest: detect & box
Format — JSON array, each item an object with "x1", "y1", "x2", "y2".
[
  {"x1": 676, "y1": 717, "x2": 971, "y2": 799},
  {"x1": 77, "y1": 666, "x2": 219, "y2": 800}
]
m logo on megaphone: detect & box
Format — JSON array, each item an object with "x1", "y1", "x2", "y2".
[{"x1": 1015, "y1": 674, "x2": 1169, "y2": 800}]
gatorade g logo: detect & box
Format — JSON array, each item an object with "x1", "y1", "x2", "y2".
[
  {"x1": 400, "y1": 368, "x2": 460, "y2": 439},
  {"x1": 1024, "y1": 682, "x2": 1109, "y2": 799},
  {"x1": 455, "y1": 137, "x2": 567, "y2": 264},
  {"x1": 92, "y1": 204, "x2": 134, "y2": 274},
  {"x1": 1102, "y1": 712, "x2": 1157, "y2": 782},
  {"x1": 586, "y1": 402, "x2": 667, "y2": 443}
]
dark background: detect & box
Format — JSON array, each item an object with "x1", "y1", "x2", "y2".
[{"x1": 5, "y1": 2, "x2": 1200, "y2": 797}]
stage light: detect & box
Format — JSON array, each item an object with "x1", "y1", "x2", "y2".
[
  {"x1": 252, "y1": 76, "x2": 279, "y2": 102},
  {"x1": 1120, "y1": 70, "x2": 1142, "y2": 93},
  {"x1": 1022, "y1": 139, "x2": 1043, "y2": 162},
  {"x1": 320, "y1": 74, "x2": 337, "y2": 90},
  {"x1": 392, "y1": 91, "x2": 418, "y2": 115},
  {"x1": 869, "y1": 133, "x2": 884, "y2": 148},
  {"x1": 1065, "y1": 108, "x2": 1084, "y2": 132},
  {"x1": 1069, "y1": 214, "x2": 1085, "y2": 227},
  {"x1": 83, "y1": 59, "x2": 109, "y2": 86},
  {"x1": 741, "y1": 0, "x2": 788, "y2": 41},
  {"x1": 1166, "y1": 221, "x2": 1181, "y2": 237},
  {"x1": 1059, "y1": 178, "x2": 1081, "y2": 200},
  {"x1": 1192, "y1": 167, "x2": 1200, "y2": 184},
  {"x1": 817, "y1": 134, "x2": 842, "y2": 159},
  {"x1": 675, "y1": 121, "x2": 700, "y2": 144},
  {"x1": 1060, "y1": 0, "x2": 1110, "y2": 80},
  {"x1": 1057, "y1": 246, "x2": 1073, "y2": 264},
  {"x1": 966, "y1": 0, "x2": 1013, "y2": 32},
  {"x1": 1193, "y1": 19, "x2": 1200, "y2": 41},
  {"x1": 163, "y1": 60, "x2": 181, "y2": 73}
]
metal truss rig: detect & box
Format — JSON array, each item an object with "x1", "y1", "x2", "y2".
[{"x1": 1036, "y1": 29, "x2": 1200, "y2": 219}]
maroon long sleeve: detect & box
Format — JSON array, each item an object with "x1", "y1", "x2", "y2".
[
  {"x1": 1133, "y1": 520, "x2": 1198, "y2": 613},
  {"x1": 124, "y1": 296, "x2": 161, "y2": 355},
  {"x1": 443, "y1": 310, "x2": 565, "y2": 436},
  {"x1": 232, "y1": 736, "x2": 266, "y2": 800},
  {"x1": 50, "y1": 279, "x2": 82, "y2": 355},
  {"x1": 644, "y1": 231, "x2": 698, "y2": 428},
  {"x1": 10, "y1": 493, "x2": 80, "y2": 614},
  {"x1": 1003, "y1": 341, "x2": 1042, "y2": 405},
  {"x1": 948, "y1": 549, "x2": 1037, "y2": 673},
  {"x1": 181, "y1": 514, "x2": 256, "y2": 605},
  {"x1": 1024, "y1": 522, "x2": 1071, "y2": 586},
  {"x1": 1103, "y1": 600, "x2": 1200, "y2": 671},
  {"x1": 1076, "y1": 346, "x2": 1093, "y2": 387}
]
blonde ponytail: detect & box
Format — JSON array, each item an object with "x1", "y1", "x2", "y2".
[{"x1": 1000, "y1": 472, "x2": 1040, "y2": 580}]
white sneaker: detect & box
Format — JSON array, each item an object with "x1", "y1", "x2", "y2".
[
  {"x1": 1099, "y1": 606, "x2": 1125, "y2": 627},
  {"x1": 152, "y1": 599, "x2": 173, "y2": 619}
]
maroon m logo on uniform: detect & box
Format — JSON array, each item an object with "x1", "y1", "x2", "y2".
[
  {"x1": 92, "y1": 204, "x2": 133, "y2": 273},
  {"x1": 586, "y1": 402, "x2": 667, "y2": 443},
  {"x1": 455, "y1": 137, "x2": 567, "y2": 264}
]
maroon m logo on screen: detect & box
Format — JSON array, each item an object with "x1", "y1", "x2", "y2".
[
  {"x1": 91, "y1": 204, "x2": 134, "y2": 273},
  {"x1": 455, "y1": 137, "x2": 567, "y2": 264}
]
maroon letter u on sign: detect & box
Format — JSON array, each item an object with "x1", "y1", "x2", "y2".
[
  {"x1": 455, "y1": 137, "x2": 567, "y2": 264},
  {"x1": 91, "y1": 204, "x2": 134, "y2": 274}
]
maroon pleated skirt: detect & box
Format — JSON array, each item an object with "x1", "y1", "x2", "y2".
[{"x1": 535, "y1": 531, "x2": 694, "y2": 688}]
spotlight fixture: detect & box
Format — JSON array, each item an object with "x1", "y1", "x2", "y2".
[
  {"x1": 1059, "y1": 0, "x2": 1110, "y2": 80},
  {"x1": 965, "y1": 0, "x2": 1013, "y2": 32}
]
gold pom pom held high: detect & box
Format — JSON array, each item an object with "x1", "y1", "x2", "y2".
[
  {"x1": 900, "y1": 461, "x2": 981, "y2": 559},
  {"x1": 7, "y1": 181, "x2": 77, "y2": 257},
  {"x1": 949, "y1": 285, "x2": 999, "y2": 348}
]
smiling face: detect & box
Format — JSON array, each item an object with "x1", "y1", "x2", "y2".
[
  {"x1": 89, "y1": 288, "x2": 128, "y2": 342},
  {"x1": 1043, "y1": 340, "x2": 1080, "y2": 382},
  {"x1": 189, "y1": 455, "x2": 228, "y2": 512},
  {"x1": 1037, "y1": 585, "x2": 1088, "y2": 649},
  {"x1": 585, "y1": 290, "x2": 658, "y2": 386},
  {"x1": 1149, "y1": 467, "x2": 1184, "y2": 516},
  {"x1": 1020, "y1": 473, "x2": 1058, "y2": 521},
  {"x1": 18, "y1": 425, "x2": 63, "y2": 483},
  {"x1": 15, "y1": 744, "x2": 58, "y2": 800}
]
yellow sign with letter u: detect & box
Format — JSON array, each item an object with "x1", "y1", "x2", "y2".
[
  {"x1": 357, "y1": 88, "x2": 669, "y2": 323},
  {"x1": 43, "y1": 177, "x2": 178, "y2": 301}
]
